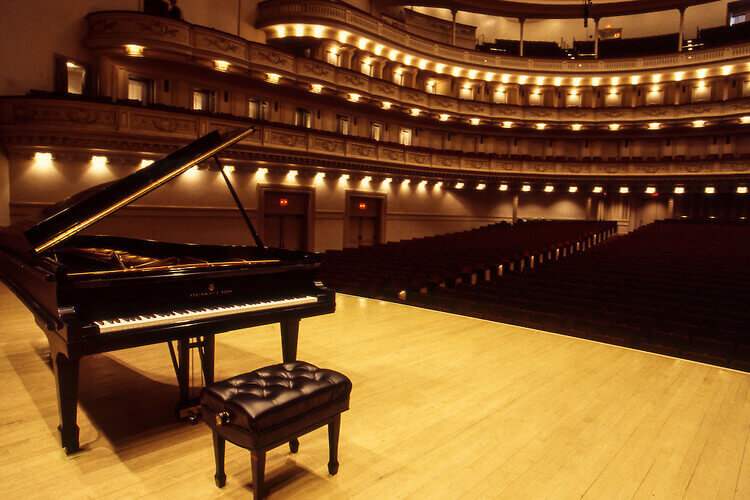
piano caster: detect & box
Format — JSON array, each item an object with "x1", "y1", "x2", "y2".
[{"x1": 176, "y1": 404, "x2": 202, "y2": 424}]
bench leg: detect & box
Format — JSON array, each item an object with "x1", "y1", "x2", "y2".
[
  {"x1": 289, "y1": 438, "x2": 299, "y2": 453},
  {"x1": 251, "y1": 450, "x2": 266, "y2": 499},
  {"x1": 213, "y1": 431, "x2": 226, "y2": 488},
  {"x1": 328, "y1": 414, "x2": 340, "y2": 475}
]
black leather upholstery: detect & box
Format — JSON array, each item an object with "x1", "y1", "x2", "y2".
[{"x1": 200, "y1": 362, "x2": 352, "y2": 434}]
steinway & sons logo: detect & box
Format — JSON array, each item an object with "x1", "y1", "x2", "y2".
[{"x1": 189, "y1": 283, "x2": 232, "y2": 298}]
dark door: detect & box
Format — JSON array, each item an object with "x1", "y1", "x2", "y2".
[
  {"x1": 347, "y1": 196, "x2": 381, "y2": 247},
  {"x1": 263, "y1": 191, "x2": 308, "y2": 250}
]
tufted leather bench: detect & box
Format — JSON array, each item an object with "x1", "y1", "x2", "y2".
[{"x1": 200, "y1": 362, "x2": 352, "y2": 498}]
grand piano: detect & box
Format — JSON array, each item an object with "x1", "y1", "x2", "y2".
[{"x1": 0, "y1": 127, "x2": 335, "y2": 453}]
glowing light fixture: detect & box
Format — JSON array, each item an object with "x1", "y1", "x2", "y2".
[
  {"x1": 287, "y1": 169, "x2": 298, "y2": 179},
  {"x1": 499, "y1": 184, "x2": 508, "y2": 191},
  {"x1": 223, "y1": 165, "x2": 235, "y2": 173},
  {"x1": 518, "y1": 75, "x2": 528, "y2": 84},
  {"x1": 435, "y1": 63, "x2": 445, "y2": 73},
  {"x1": 468, "y1": 70, "x2": 477, "y2": 79},
  {"x1": 502, "y1": 121, "x2": 513, "y2": 128},
  {"x1": 536, "y1": 76, "x2": 545, "y2": 85},
  {"x1": 568, "y1": 185, "x2": 578, "y2": 193},
  {"x1": 573, "y1": 78, "x2": 581, "y2": 86},
  {"x1": 452, "y1": 67, "x2": 462, "y2": 77},
  {"x1": 476, "y1": 183, "x2": 486, "y2": 190},
  {"x1": 652, "y1": 74, "x2": 661, "y2": 83},
  {"x1": 411, "y1": 108, "x2": 420, "y2": 116},
  {"x1": 704, "y1": 186, "x2": 715, "y2": 194},
  {"x1": 536, "y1": 123, "x2": 547, "y2": 130},
  {"x1": 648, "y1": 122, "x2": 660, "y2": 130},
  {"x1": 358, "y1": 38, "x2": 368, "y2": 50},
  {"x1": 674, "y1": 186, "x2": 685, "y2": 194},
  {"x1": 213, "y1": 60, "x2": 230, "y2": 71},
  {"x1": 485, "y1": 72, "x2": 495, "y2": 81},
  {"x1": 34, "y1": 152, "x2": 53, "y2": 165},
  {"x1": 419, "y1": 59, "x2": 428, "y2": 70},
  {"x1": 697, "y1": 68, "x2": 708, "y2": 78},
  {"x1": 693, "y1": 120, "x2": 706, "y2": 127},
  {"x1": 435, "y1": 181, "x2": 443, "y2": 189},
  {"x1": 593, "y1": 186, "x2": 603, "y2": 193},
  {"x1": 522, "y1": 184, "x2": 531, "y2": 192},
  {"x1": 362, "y1": 175, "x2": 372, "y2": 184},
  {"x1": 470, "y1": 118, "x2": 480, "y2": 125},
  {"x1": 256, "y1": 167, "x2": 268, "y2": 176},
  {"x1": 619, "y1": 186, "x2": 629, "y2": 194},
  {"x1": 455, "y1": 182, "x2": 464, "y2": 189},
  {"x1": 388, "y1": 49, "x2": 398, "y2": 60},
  {"x1": 373, "y1": 44, "x2": 383, "y2": 55},
  {"x1": 275, "y1": 26, "x2": 286, "y2": 37},
  {"x1": 544, "y1": 185, "x2": 554, "y2": 192},
  {"x1": 571, "y1": 124, "x2": 582, "y2": 131},
  {"x1": 737, "y1": 186, "x2": 748, "y2": 194},
  {"x1": 314, "y1": 172, "x2": 325, "y2": 180},
  {"x1": 382, "y1": 101, "x2": 392, "y2": 110},
  {"x1": 592, "y1": 77, "x2": 601, "y2": 86},
  {"x1": 312, "y1": 25, "x2": 324, "y2": 38},
  {"x1": 674, "y1": 71, "x2": 685, "y2": 81},
  {"x1": 741, "y1": 116, "x2": 750, "y2": 124},
  {"x1": 609, "y1": 123, "x2": 620, "y2": 131},
  {"x1": 630, "y1": 75, "x2": 640, "y2": 84},
  {"x1": 91, "y1": 156, "x2": 108, "y2": 169},
  {"x1": 125, "y1": 44, "x2": 144, "y2": 56},
  {"x1": 341, "y1": 174, "x2": 350, "y2": 181},
  {"x1": 338, "y1": 31, "x2": 349, "y2": 43},
  {"x1": 439, "y1": 114, "x2": 450, "y2": 121},
  {"x1": 383, "y1": 177, "x2": 392, "y2": 184},
  {"x1": 267, "y1": 73, "x2": 280, "y2": 84},
  {"x1": 645, "y1": 186, "x2": 656, "y2": 194},
  {"x1": 722, "y1": 65, "x2": 732, "y2": 75},
  {"x1": 501, "y1": 74, "x2": 510, "y2": 83},
  {"x1": 348, "y1": 93, "x2": 360, "y2": 102},
  {"x1": 553, "y1": 77, "x2": 562, "y2": 86},
  {"x1": 611, "y1": 77, "x2": 620, "y2": 85},
  {"x1": 310, "y1": 84, "x2": 323, "y2": 93},
  {"x1": 403, "y1": 55, "x2": 412, "y2": 65},
  {"x1": 294, "y1": 24, "x2": 304, "y2": 36}
]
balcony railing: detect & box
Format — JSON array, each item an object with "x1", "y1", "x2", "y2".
[
  {"x1": 256, "y1": 0, "x2": 750, "y2": 74},
  {"x1": 2, "y1": 96, "x2": 748, "y2": 179}
]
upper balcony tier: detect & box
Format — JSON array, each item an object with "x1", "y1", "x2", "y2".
[{"x1": 256, "y1": 0, "x2": 750, "y2": 77}]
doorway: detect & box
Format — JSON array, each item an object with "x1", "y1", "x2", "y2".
[
  {"x1": 259, "y1": 187, "x2": 313, "y2": 250},
  {"x1": 344, "y1": 192, "x2": 385, "y2": 248}
]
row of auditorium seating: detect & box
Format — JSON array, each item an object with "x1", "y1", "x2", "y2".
[
  {"x1": 409, "y1": 220, "x2": 750, "y2": 371},
  {"x1": 320, "y1": 220, "x2": 616, "y2": 298}
]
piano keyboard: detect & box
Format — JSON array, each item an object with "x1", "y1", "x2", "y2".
[{"x1": 93, "y1": 295, "x2": 319, "y2": 333}]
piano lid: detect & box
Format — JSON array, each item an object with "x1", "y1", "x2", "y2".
[{"x1": 22, "y1": 127, "x2": 254, "y2": 253}]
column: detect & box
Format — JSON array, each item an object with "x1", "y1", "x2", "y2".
[
  {"x1": 451, "y1": 9, "x2": 457, "y2": 46},
  {"x1": 512, "y1": 194, "x2": 519, "y2": 223},
  {"x1": 594, "y1": 18, "x2": 600, "y2": 58},
  {"x1": 586, "y1": 196, "x2": 593, "y2": 220},
  {"x1": 519, "y1": 18, "x2": 525, "y2": 56},
  {"x1": 678, "y1": 8, "x2": 686, "y2": 52},
  {"x1": 0, "y1": 150, "x2": 9, "y2": 226}
]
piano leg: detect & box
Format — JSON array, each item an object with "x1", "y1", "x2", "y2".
[
  {"x1": 280, "y1": 319, "x2": 299, "y2": 363},
  {"x1": 52, "y1": 351, "x2": 79, "y2": 454}
]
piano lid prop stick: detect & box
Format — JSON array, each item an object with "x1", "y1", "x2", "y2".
[{"x1": 214, "y1": 156, "x2": 266, "y2": 250}]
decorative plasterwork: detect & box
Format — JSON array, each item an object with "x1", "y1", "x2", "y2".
[{"x1": 2, "y1": 97, "x2": 749, "y2": 178}]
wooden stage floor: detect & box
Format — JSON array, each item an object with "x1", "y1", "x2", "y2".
[{"x1": 0, "y1": 284, "x2": 748, "y2": 498}]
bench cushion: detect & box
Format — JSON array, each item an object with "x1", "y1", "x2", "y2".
[{"x1": 201, "y1": 362, "x2": 352, "y2": 435}]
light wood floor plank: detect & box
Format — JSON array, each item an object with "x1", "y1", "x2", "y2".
[{"x1": 0, "y1": 284, "x2": 747, "y2": 497}]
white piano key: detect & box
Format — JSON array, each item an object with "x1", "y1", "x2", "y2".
[{"x1": 94, "y1": 295, "x2": 319, "y2": 333}]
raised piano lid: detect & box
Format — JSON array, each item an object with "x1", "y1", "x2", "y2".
[{"x1": 21, "y1": 127, "x2": 255, "y2": 254}]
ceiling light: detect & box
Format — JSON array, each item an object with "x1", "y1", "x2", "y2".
[
  {"x1": 704, "y1": 186, "x2": 715, "y2": 194},
  {"x1": 652, "y1": 74, "x2": 661, "y2": 83},
  {"x1": 502, "y1": 121, "x2": 513, "y2": 128},
  {"x1": 34, "y1": 152, "x2": 53, "y2": 164},
  {"x1": 349, "y1": 93, "x2": 360, "y2": 102},
  {"x1": 470, "y1": 118, "x2": 480, "y2": 125},
  {"x1": 737, "y1": 186, "x2": 748, "y2": 194},
  {"x1": 388, "y1": 49, "x2": 398, "y2": 60},
  {"x1": 455, "y1": 182, "x2": 464, "y2": 189},
  {"x1": 312, "y1": 25, "x2": 324, "y2": 37},
  {"x1": 522, "y1": 184, "x2": 531, "y2": 192},
  {"x1": 485, "y1": 72, "x2": 495, "y2": 81},
  {"x1": 593, "y1": 186, "x2": 603, "y2": 193},
  {"x1": 648, "y1": 122, "x2": 660, "y2": 130},
  {"x1": 452, "y1": 67, "x2": 462, "y2": 77},
  {"x1": 341, "y1": 174, "x2": 350, "y2": 180},
  {"x1": 419, "y1": 59, "x2": 427, "y2": 69},
  {"x1": 611, "y1": 77, "x2": 620, "y2": 85},
  {"x1": 536, "y1": 123, "x2": 546, "y2": 130},
  {"x1": 518, "y1": 75, "x2": 528, "y2": 84},
  {"x1": 722, "y1": 65, "x2": 732, "y2": 75},
  {"x1": 476, "y1": 183, "x2": 486, "y2": 190},
  {"x1": 468, "y1": 70, "x2": 477, "y2": 79},
  {"x1": 256, "y1": 167, "x2": 268, "y2": 175},
  {"x1": 383, "y1": 177, "x2": 392, "y2": 184},
  {"x1": 501, "y1": 74, "x2": 510, "y2": 83},
  {"x1": 630, "y1": 75, "x2": 640, "y2": 84},
  {"x1": 294, "y1": 24, "x2": 305, "y2": 36},
  {"x1": 697, "y1": 68, "x2": 708, "y2": 78},
  {"x1": 267, "y1": 73, "x2": 280, "y2": 83},
  {"x1": 499, "y1": 184, "x2": 508, "y2": 191},
  {"x1": 373, "y1": 44, "x2": 384, "y2": 55},
  {"x1": 287, "y1": 169, "x2": 298, "y2": 178},
  {"x1": 592, "y1": 77, "x2": 601, "y2": 86},
  {"x1": 571, "y1": 124, "x2": 582, "y2": 131},
  {"x1": 362, "y1": 176, "x2": 372, "y2": 183},
  {"x1": 674, "y1": 71, "x2": 685, "y2": 81},
  {"x1": 435, "y1": 63, "x2": 445, "y2": 73},
  {"x1": 435, "y1": 181, "x2": 443, "y2": 188},
  {"x1": 693, "y1": 120, "x2": 706, "y2": 127},
  {"x1": 569, "y1": 185, "x2": 578, "y2": 193},
  {"x1": 645, "y1": 186, "x2": 656, "y2": 194},
  {"x1": 536, "y1": 76, "x2": 545, "y2": 85},
  {"x1": 382, "y1": 101, "x2": 392, "y2": 110},
  {"x1": 619, "y1": 186, "x2": 629, "y2": 194},
  {"x1": 214, "y1": 60, "x2": 230, "y2": 71},
  {"x1": 411, "y1": 108, "x2": 420, "y2": 116},
  {"x1": 310, "y1": 84, "x2": 323, "y2": 93},
  {"x1": 609, "y1": 124, "x2": 620, "y2": 131},
  {"x1": 439, "y1": 114, "x2": 450, "y2": 121},
  {"x1": 338, "y1": 31, "x2": 349, "y2": 43},
  {"x1": 674, "y1": 186, "x2": 685, "y2": 194},
  {"x1": 223, "y1": 165, "x2": 235, "y2": 173},
  {"x1": 544, "y1": 185, "x2": 554, "y2": 192},
  {"x1": 358, "y1": 38, "x2": 368, "y2": 50},
  {"x1": 140, "y1": 159, "x2": 154, "y2": 168},
  {"x1": 741, "y1": 116, "x2": 750, "y2": 124},
  {"x1": 403, "y1": 55, "x2": 412, "y2": 65},
  {"x1": 553, "y1": 77, "x2": 562, "y2": 86}
]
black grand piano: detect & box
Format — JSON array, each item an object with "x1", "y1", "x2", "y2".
[{"x1": 0, "y1": 127, "x2": 335, "y2": 453}]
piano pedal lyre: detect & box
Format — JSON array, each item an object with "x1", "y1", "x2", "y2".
[{"x1": 168, "y1": 334, "x2": 215, "y2": 424}]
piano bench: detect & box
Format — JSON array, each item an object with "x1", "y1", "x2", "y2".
[{"x1": 200, "y1": 361, "x2": 352, "y2": 499}]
